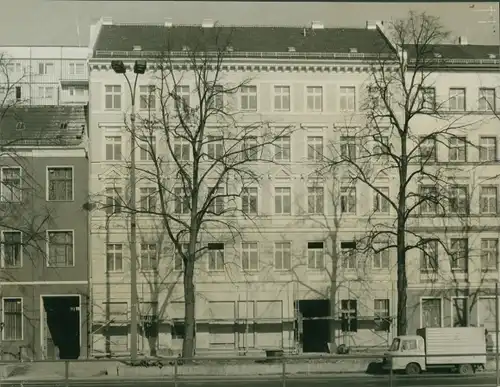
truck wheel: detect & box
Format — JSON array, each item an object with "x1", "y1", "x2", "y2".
[
  {"x1": 458, "y1": 364, "x2": 473, "y2": 375},
  {"x1": 405, "y1": 363, "x2": 421, "y2": 375}
]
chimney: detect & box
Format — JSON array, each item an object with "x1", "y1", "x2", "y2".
[
  {"x1": 311, "y1": 21, "x2": 324, "y2": 30},
  {"x1": 102, "y1": 17, "x2": 113, "y2": 26},
  {"x1": 165, "y1": 18, "x2": 173, "y2": 27},
  {"x1": 458, "y1": 36, "x2": 468, "y2": 45},
  {"x1": 202, "y1": 18, "x2": 214, "y2": 28},
  {"x1": 366, "y1": 20, "x2": 381, "y2": 30},
  {"x1": 133, "y1": 45, "x2": 142, "y2": 51}
]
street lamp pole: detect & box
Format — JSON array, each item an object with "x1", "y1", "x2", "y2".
[{"x1": 111, "y1": 60, "x2": 147, "y2": 363}]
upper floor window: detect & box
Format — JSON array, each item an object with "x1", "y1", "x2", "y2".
[
  {"x1": 419, "y1": 87, "x2": 436, "y2": 110},
  {"x1": 69, "y1": 63, "x2": 85, "y2": 75},
  {"x1": 307, "y1": 186, "x2": 324, "y2": 214},
  {"x1": 274, "y1": 242, "x2": 291, "y2": 270},
  {"x1": 449, "y1": 238, "x2": 468, "y2": 272},
  {"x1": 419, "y1": 136, "x2": 437, "y2": 162},
  {"x1": 68, "y1": 86, "x2": 86, "y2": 97},
  {"x1": 307, "y1": 136, "x2": 323, "y2": 161},
  {"x1": 340, "y1": 86, "x2": 356, "y2": 112},
  {"x1": 480, "y1": 137, "x2": 497, "y2": 162},
  {"x1": 241, "y1": 242, "x2": 258, "y2": 271},
  {"x1": 139, "y1": 187, "x2": 157, "y2": 212},
  {"x1": 207, "y1": 187, "x2": 225, "y2": 215},
  {"x1": 340, "y1": 187, "x2": 356, "y2": 214},
  {"x1": 274, "y1": 136, "x2": 291, "y2": 161},
  {"x1": 139, "y1": 85, "x2": 156, "y2": 110},
  {"x1": 307, "y1": 241, "x2": 324, "y2": 269},
  {"x1": 449, "y1": 88, "x2": 465, "y2": 111},
  {"x1": 140, "y1": 243, "x2": 158, "y2": 271},
  {"x1": 138, "y1": 136, "x2": 155, "y2": 161},
  {"x1": 105, "y1": 187, "x2": 123, "y2": 215},
  {"x1": 340, "y1": 136, "x2": 357, "y2": 161},
  {"x1": 274, "y1": 86, "x2": 290, "y2": 111},
  {"x1": 242, "y1": 136, "x2": 258, "y2": 161},
  {"x1": 208, "y1": 242, "x2": 225, "y2": 271},
  {"x1": 420, "y1": 240, "x2": 438, "y2": 272},
  {"x1": 206, "y1": 136, "x2": 223, "y2": 159},
  {"x1": 449, "y1": 185, "x2": 468, "y2": 214},
  {"x1": 241, "y1": 187, "x2": 258, "y2": 215},
  {"x1": 47, "y1": 167, "x2": 73, "y2": 201},
  {"x1": 479, "y1": 186, "x2": 497, "y2": 215},
  {"x1": 479, "y1": 88, "x2": 496, "y2": 111},
  {"x1": 1, "y1": 167, "x2": 22, "y2": 202},
  {"x1": 105, "y1": 85, "x2": 122, "y2": 110},
  {"x1": 173, "y1": 187, "x2": 190, "y2": 214},
  {"x1": 275, "y1": 187, "x2": 291, "y2": 215},
  {"x1": 240, "y1": 86, "x2": 257, "y2": 111},
  {"x1": 38, "y1": 86, "x2": 54, "y2": 99},
  {"x1": 6, "y1": 62, "x2": 22, "y2": 73},
  {"x1": 373, "y1": 187, "x2": 390, "y2": 214},
  {"x1": 306, "y1": 86, "x2": 323, "y2": 112},
  {"x1": 38, "y1": 62, "x2": 54, "y2": 75},
  {"x1": 105, "y1": 136, "x2": 122, "y2": 161},
  {"x1": 47, "y1": 231, "x2": 74, "y2": 267},
  {"x1": 1, "y1": 231, "x2": 22, "y2": 268},
  {"x1": 448, "y1": 137, "x2": 467, "y2": 162},
  {"x1": 209, "y1": 85, "x2": 223, "y2": 110},
  {"x1": 3, "y1": 298, "x2": 23, "y2": 341},
  {"x1": 106, "y1": 243, "x2": 123, "y2": 272}
]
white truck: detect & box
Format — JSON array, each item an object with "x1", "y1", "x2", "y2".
[{"x1": 383, "y1": 327, "x2": 486, "y2": 375}]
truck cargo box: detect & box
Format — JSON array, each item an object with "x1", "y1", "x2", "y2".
[{"x1": 416, "y1": 327, "x2": 486, "y2": 365}]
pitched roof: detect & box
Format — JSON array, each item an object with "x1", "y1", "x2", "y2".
[
  {"x1": 0, "y1": 105, "x2": 88, "y2": 147},
  {"x1": 429, "y1": 44, "x2": 499, "y2": 60},
  {"x1": 93, "y1": 24, "x2": 393, "y2": 58}
]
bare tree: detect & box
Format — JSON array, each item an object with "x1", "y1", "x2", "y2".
[
  {"x1": 111, "y1": 27, "x2": 290, "y2": 358},
  {"x1": 330, "y1": 12, "x2": 483, "y2": 335}
]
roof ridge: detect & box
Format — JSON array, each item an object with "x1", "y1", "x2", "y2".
[{"x1": 109, "y1": 23, "x2": 367, "y2": 30}]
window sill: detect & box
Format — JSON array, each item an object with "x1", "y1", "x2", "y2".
[
  {"x1": 105, "y1": 271, "x2": 124, "y2": 274},
  {"x1": 1, "y1": 266, "x2": 22, "y2": 269},
  {"x1": 47, "y1": 265, "x2": 75, "y2": 268},
  {"x1": 47, "y1": 199, "x2": 75, "y2": 203}
]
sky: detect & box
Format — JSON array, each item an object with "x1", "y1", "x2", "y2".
[{"x1": 1, "y1": 1, "x2": 499, "y2": 46}]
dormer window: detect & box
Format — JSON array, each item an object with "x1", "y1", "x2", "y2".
[
  {"x1": 16, "y1": 122, "x2": 25, "y2": 130},
  {"x1": 60, "y1": 121, "x2": 68, "y2": 129},
  {"x1": 433, "y1": 52, "x2": 442, "y2": 58},
  {"x1": 489, "y1": 53, "x2": 497, "y2": 59}
]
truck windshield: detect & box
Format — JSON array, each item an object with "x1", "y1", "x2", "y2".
[{"x1": 389, "y1": 338, "x2": 400, "y2": 351}]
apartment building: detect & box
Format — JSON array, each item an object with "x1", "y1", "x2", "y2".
[
  {"x1": 0, "y1": 106, "x2": 89, "y2": 360},
  {"x1": 87, "y1": 16, "x2": 500, "y2": 356},
  {"x1": 0, "y1": 46, "x2": 89, "y2": 106}
]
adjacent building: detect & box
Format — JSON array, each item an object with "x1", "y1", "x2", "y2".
[{"x1": 0, "y1": 106, "x2": 90, "y2": 360}]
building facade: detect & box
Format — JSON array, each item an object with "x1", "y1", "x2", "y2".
[
  {"x1": 0, "y1": 45, "x2": 89, "y2": 106},
  {"x1": 87, "y1": 17, "x2": 500, "y2": 356},
  {"x1": 0, "y1": 106, "x2": 90, "y2": 360}
]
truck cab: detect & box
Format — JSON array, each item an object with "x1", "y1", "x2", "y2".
[{"x1": 384, "y1": 335, "x2": 426, "y2": 374}]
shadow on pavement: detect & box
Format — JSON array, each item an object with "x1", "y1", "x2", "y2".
[{"x1": 365, "y1": 362, "x2": 387, "y2": 375}]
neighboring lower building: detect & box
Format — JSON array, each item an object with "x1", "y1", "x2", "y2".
[{"x1": 0, "y1": 105, "x2": 90, "y2": 360}]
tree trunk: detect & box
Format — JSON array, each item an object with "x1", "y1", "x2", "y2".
[
  {"x1": 396, "y1": 223, "x2": 408, "y2": 336},
  {"x1": 329, "y1": 230, "x2": 339, "y2": 352},
  {"x1": 182, "y1": 258, "x2": 196, "y2": 359}
]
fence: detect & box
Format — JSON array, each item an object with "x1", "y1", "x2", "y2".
[{"x1": 0, "y1": 352, "x2": 498, "y2": 386}]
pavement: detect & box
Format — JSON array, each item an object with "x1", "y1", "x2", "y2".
[{"x1": 0, "y1": 374, "x2": 499, "y2": 387}]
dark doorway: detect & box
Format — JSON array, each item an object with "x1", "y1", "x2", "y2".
[
  {"x1": 43, "y1": 296, "x2": 80, "y2": 359},
  {"x1": 296, "y1": 299, "x2": 330, "y2": 353}
]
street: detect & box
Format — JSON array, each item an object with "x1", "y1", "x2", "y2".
[{"x1": 1, "y1": 374, "x2": 497, "y2": 387}]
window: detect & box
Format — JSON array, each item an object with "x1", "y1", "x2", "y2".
[
  {"x1": 173, "y1": 136, "x2": 190, "y2": 161},
  {"x1": 480, "y1": 137, "x2": 497, "y2": 162},
  {"x1": 240, "y1": 86, "x2": 257, "y2": 111},
  {"x1": 105, "y1": 187, "x2": 122, "y2": 215},
  {"x1": 38, "y1": 62, "x2": 54, "y2": 75},
  {"x1": 172, "y1": 321, "x2": 185, "y2": 339},
  {"x1": 367, "y1": 86, "x2": 387, "y2": 110},
  {"x1": 47, "y1": 231, "x2": 74, "y2": 267},
  {"x1": 479, "y1": 88, "x2": 495, "y2": 111},
  {"x1": 341, "y1": 299, "x2": 357, "y2": 332},
  {"x1": 480, "y1": 186, "x2": 497, "y2": 214},
  {"x1": 15, "y1": 86, "x2": 21, "y2": 101},
  {"x1": 481, "y1": 239, "x2": 498, "y2": 272},
  {"x1": 140, "y1": 243, "x2": 157, "y2": 271},
  {"x1": 341, "y1": 241, "x2": 357, "y2": 270},
  {"x1": 452, "y1": 298, "x2": 467, "y2": 327},
  {"x1": 448, "y1": 137, "x2": 467, "y2": 162},
  {"x1": 6, "y1": 63, "x2": 22, "y2": 73},
  {"x1": 208, "y1": 187, "x2": 225, "y2": 215},
  {"x1": 374, "y1": 299, "x2": 390, "y2": 331},
  {"x1": 242, "y1": 187, "x2": 258, "y2": 214},
  {"x1": 373, "y1": 187, "x2": 390, "y2": 214},
  {"x1": 449, "y1": 238, "x2": 468, "y2": 272},
  {"x1": 173, "y1": 187, "x2": 189, "y2": 214},
  {"x1": 242, "y1": 136, "x2": 258, "y2": 161},
  {"x1": 139, "y1": 187, "x2": 157, "y2": 212},
  {"x1": 274, "y1": 136, "x2": 291, "y2": 161},
  {"x1": 174, "y1": 243, "x2": 189, "y2": 271},
  {"x1": 1, "y1": 167, "x2": 22, "y2": 202},
  {"x1": 105, "y1": 136, "x2": 122, "y2": 161},
  {"x1": 419, "y1": 185, "x2": 439, "y2": 214},
  {"x1": 38, "y1": 86, "x2": 54, "y2": 99},
  {"x1": 68, "y1": 86, "x2": 85, "y2": 97},
  {"x1": 138, "y1": 136, "x2": 155, "y2": 161},
  {"x1": 47, "y1": 167, "x2": 73, "y2": 201},
  {"x1": 274, "y1": 242, "x2": 291, "y2": 270},
  {"x1": 2, "y1": 231, "x2": 22, "y2": 268},
  {"x1": 340, "y1": 86, "x2": 356, "y2": 111},
  {"x1": 340, "y1": 187, "x2": 356, "y2": 214},
  {"x1": 175, "y1": 85, "x2": 190, "y2": 111},
  {"x1": 106, "y1": 243, "x2": 123, "y2": 272},
  {"x1": 306, "y1": 86, "x2": 323, "y2": 112},
  {"x1": 105, "y1": 85, "x2": 122, "y2": 110},
  {"x1": 421, "y1": 298, "x2": 442, "y2": 327},
  {"x1": 419, "y1": 136, "x2": 437, "y2": 161},
  {"x1": 139, "y1": 85, "x2": 156, "y2": 110},
  {"x1": 373, "y1": 245, "x2": 389, "y2": 269},
  {"x1": 207, "y1": 136, "x2": 223, "y2": 159},
  {"x1": 241, "y1": 242, "x2": 258, "y2": 271},
  {"x1": 449, "y1": 88, "x2": 465, "y2": 111},
  {"x1": 419, "y1": 87, "x2": 436, "y2": 110},
  {"x1": 449, "y1": 185, "x2": 468, "y2": 214},
  {"x1": 340, "y1": 136, "x2": 356, "y2": 160},
  {"x1": 210, "y1": 85, "x2": 223, "y2": 109},
  {"x1": 307, "y1": 242, "x2": 324, "y2": 269},
  {"x1": 274, "y1": 187, "x2": 291, "y2": 215},
  {"x1": 373, "y1": 136, "x2": 389, "y2": 161},
  {"x1": 307, "y1": 136, "x2": 323, "y2": 161},
  {"x1": 208, "y1": 242, "x2": 224, "y2": 271},
  {"x1": 69, "y1": 62, "x2": 85, "y2": 75},
  {"x1": 307, "y1": 186, "x2": 324, "y2": 214},
  {"x1": 3, "y1": 298, "x2": 22, "y2": 341},
  {"x1": 420, "y1": 240, "x2": 438, "y2": 272},
  {"x1": 274, "y1": 86, "x2": 290, "y2": 111}
]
